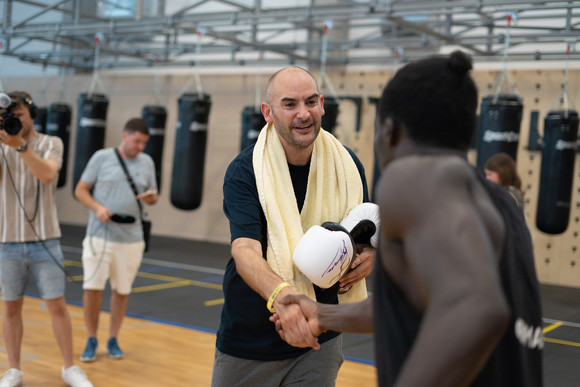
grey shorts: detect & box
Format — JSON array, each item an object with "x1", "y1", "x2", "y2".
[
  {"x1": 211, "y1": 335, "x2": 344, "y2": 387},
  {"x1": 0, "y1": 239, "x2": 66, "y2": 301}
]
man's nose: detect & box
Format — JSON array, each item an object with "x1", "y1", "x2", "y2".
[{"x1": 296, "y1": 103, "x2": 310, "y2": 120}]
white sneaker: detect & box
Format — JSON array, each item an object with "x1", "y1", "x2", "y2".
[
  {"x1": 0, "y1": 369, "x2": 23, "y2": 387},
  {"x1": 61, "y1": 365, "x2": 93, "y2": 387}
]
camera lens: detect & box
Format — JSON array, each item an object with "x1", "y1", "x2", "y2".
[{"x1": 1, "y1": 114, "x2": 22, "y2": 135}]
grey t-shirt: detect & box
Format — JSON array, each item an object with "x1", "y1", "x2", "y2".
[{"x1": 80, "y1": 148, "x2": 156, "y2": 243}]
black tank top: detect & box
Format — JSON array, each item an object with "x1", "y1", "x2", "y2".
[{"x1": 373, "y1": 166, "x2": 544, "y2": 386}]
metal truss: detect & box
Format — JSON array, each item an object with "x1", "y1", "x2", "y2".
[{"x1": 1, "y1": 0, "x2": 579, "y2": 72}]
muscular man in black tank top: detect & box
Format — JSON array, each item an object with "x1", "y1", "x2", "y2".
[{"x1": 271, "y1": 51, "x2": 543, "y2": 386}]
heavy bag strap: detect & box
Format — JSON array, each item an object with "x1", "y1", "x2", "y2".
[{"x1": 114, "y1": 147, "x2": 144, "y2": 219}]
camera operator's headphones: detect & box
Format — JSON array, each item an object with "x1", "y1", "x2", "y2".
[{"x1": 8, "y1": 92, "x2": 37, "y2": 119}]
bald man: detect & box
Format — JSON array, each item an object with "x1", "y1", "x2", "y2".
[{"x1": 211, "y1": 67, "x2": 375, "y2": 386}]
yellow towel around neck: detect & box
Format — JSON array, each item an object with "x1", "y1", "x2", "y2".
[{"x1": 253, "y1": 122, "x2": 368, "y2": 303}]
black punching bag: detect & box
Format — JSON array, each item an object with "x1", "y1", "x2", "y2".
[
  {"x1": 46, "y1": 103, "x2": 72, "y2": 188},
  {"x1": 240, "y1": 106, "x2": 266, "y2": 151},
  {"x1": 34, "y1": 107, "x2": 47, "y2": 134},
  {"x1": 536, "y1": 110, "x2": 580, "y2": 234},
  {"x1": 142, "y1": 105, "x2": 167, "y2": 193},
  {"x1": 476, "y1": 94, "x2": 523, "y2": 172},
  {"x1": 170, "y1": 93, "x2": 211, "y2": 210},
  {"x1": 72, "y1": 93, "x2": 108, "y2": 192},
  {"x1": 322, "y1": 96, "x2": 340, "y2": 135}
]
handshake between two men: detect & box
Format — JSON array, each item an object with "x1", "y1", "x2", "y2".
[{"x1": 269, "y1": 203, "x2": 380, "y2": 349}]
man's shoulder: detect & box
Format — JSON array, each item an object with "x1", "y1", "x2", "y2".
[
  {"x1": 94, "y1": 147, "x2": 114, "y2": 157},
  {"x1": 86, "y1": 148, "x2": 114, "y2": 164},
  {"x1": 378, "y1": 154, "x2": 479, "y2": 218},
  {"x1": 137, "y1": 151, "x2": 154, "y2": 164},
  {"x1": 225, "y1": 145, "x2": 255, "y2": 180},
  {"x1": 386, "y1": 154, "x2": 474, "y2": 187},
  {"x1": 36, "y1": 132, "x2": 63, "y2": 148}
]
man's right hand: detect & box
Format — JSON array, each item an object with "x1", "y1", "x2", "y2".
[
  {"x1": 95, "y1": 205, "x2": 112, "y2": 223},
  {"x1": 270, "y1": 293, "x2": 324, "y2": 349}
]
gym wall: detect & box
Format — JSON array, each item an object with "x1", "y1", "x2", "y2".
[{"x1": 4, "y1": 65, "x2": 580, "y2": 287}]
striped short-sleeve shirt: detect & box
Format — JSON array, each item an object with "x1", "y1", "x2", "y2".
[{"x1": 0, "y1": 133, "x2": 63, "y2": 243}]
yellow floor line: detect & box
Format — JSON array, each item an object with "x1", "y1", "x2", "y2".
[
  {"x1": 543, "y1": 322, "x2": 563, "y2": 334},
  {"x1": 544, "y1": 337, "x2": 580, "y2": 347},
  {"x1": 132, "y1": 280, "x2": 194, "y2": 293},
  {"x1": 204, "y1": 298, "x2": 225, "y2": 306},
  {"x1": 137, "y1": 271, "x2": 194, "y2": 282}
]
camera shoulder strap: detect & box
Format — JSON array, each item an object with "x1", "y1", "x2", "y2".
[{"x1": 114, "y1": 147, "x2": 143, "y2": 219}]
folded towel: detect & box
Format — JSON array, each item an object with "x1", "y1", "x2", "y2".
[{"x1": 253, "y1": 122, "x2": 367, "y2": 303}]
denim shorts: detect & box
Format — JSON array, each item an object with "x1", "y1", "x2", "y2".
[{"x1": 0, "y1": 239, "x2": 66, "y2": 301}]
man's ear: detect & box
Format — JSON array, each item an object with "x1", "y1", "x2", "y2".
[
  {"x1": 385, "y1": 116, "x2": 403, "y2": 147},
  {"x1": 376, "y1": 116, "x2": 394, "y2": 142},
  {"x1": 261, "y1": 102, "x2": 273, "y2": 123}
]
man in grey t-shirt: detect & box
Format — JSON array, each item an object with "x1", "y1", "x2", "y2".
[{"x1": 74, "y1": 118, "x2": 157, "y2": 363}]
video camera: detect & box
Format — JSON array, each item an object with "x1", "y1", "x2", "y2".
[{"x1": 0, "y1": 93, "x2": 23, "y2": 136}]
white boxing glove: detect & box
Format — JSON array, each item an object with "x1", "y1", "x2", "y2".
[
  {"x1": 292, "y1": 222, "x2": 356, "y2": 289},
  {"x1": 340, "y1": 202, "x2": 380, "y2": 248}
]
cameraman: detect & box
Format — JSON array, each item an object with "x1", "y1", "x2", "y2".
[{"x1": 0, "y1": 91, "x2": 93, "y2": 386}]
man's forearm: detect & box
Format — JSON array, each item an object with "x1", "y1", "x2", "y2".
[
  {"x1": 18, "y1": 149, "x2": 59, "y2": 184},
  {"x1": 232, "y1": 238, "x2": 286, "y2": 300},
  {"x1": 318, "y1": 297, "x2": 374, "y2": 333},
  {"x1": 75, "y1": 187, "x2": 101, "y2": 213}
]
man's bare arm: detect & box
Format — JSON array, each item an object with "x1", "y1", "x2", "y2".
[
  {"x1": 74, "y1": 180, "x2": 112, "y2": 222},
  {"x1": 380, "y1": 159, "x2": 510, "y2": 387},
  {"x1": 273, "y1": 294, "x2": 374, "y2": 340},
  {"x1": 0, "y1": 130, "x2": 59, "y2": 184},
  {"x1": 231, "y1": 237, "x2": 320, "y2": 349}
]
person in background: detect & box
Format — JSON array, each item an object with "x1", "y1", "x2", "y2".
[
  {"x1": 0, "y1": 91, "x2": 93, "y2": 387},
  {"x1": 74, "y1": 118, "x2": 157, "y2": 363},
  {"x1": 484, "y1": 152, "x2": 525, "y2": 209}
]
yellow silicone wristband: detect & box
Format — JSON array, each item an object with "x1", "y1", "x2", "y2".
[{"x1": 267, "y1": 282, "x2": 291, "y2": 313}]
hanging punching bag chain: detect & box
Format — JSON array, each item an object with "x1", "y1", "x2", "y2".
[{"x1": 492, "y1": 12, "x2": 520, "y2": 102}]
